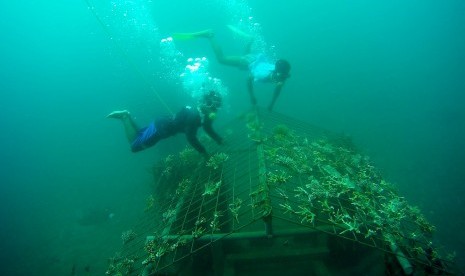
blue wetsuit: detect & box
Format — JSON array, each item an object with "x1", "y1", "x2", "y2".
[{"x1": 131, "y1": 106, "x2": 222, "y2": 154}]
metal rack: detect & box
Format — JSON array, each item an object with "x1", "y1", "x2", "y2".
[{"x1": 106, "y1": 109, "x2": 459, "y2": 276}]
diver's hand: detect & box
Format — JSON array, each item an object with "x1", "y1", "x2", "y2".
[
  {"x1": 250, "y1": 96, "x2": 257, "y2": 106},
  {"x1": 201, "y1": 152, "x2": 210, "y2": 161},
  {"x1": 218, "y1": 138, "x2": 228, "y2": 147}
]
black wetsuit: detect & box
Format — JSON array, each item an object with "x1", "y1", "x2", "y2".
[{"x1": 131, "y1": 106, "x2": 222, "y2": 154}]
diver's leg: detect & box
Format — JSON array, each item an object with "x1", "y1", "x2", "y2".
[
  {"x1": 179, "y1": 29, "x2": 249, "y2": 69},
  {"x1": 208, "y1": 37, "x2": 249, "y2": 69},
  {"x1": 107, "y1": 110, "x2": 138, "y2": 142},
  {"x1": 177, "y1": 29, "x2": 214, "y2": 39},
  {"x1": 243, "y1": 39, "x2": 254, "y2": 55}
]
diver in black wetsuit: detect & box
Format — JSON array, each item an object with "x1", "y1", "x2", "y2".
[{"x1": 107, "y1": 90, "x2": 223, "y2": 158}]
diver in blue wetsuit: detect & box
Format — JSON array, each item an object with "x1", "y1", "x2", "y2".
[
  {"x1": 107, "y1": 90, "x2": 223, "y2": 158},
  {"x1": 173, "y1": 29, "x2": 291, "y2": 111}
]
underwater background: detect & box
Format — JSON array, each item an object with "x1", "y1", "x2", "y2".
[{"x1": 0, "y1": 0, "x2": 464, "y2": 275}]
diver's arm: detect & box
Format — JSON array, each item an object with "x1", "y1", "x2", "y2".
[
  {"x1": 203, "y1": 119, "x2": 223, "y2": 145},
  {"x1": 185, "y1": 127, "x2": 207, "y2": 156},
  {"x1": 247, "y1": 75, "x2": 257, "y2": 106},
  {"x1": 268, "y1": 82, "x2": 284, "y2": 111}
]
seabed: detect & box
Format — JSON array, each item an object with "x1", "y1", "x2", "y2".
[{"x1": 106, "y1": 109, "x2": 460, "y2": 276}]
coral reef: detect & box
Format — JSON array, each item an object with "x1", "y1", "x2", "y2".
[
  {"x1": 206, "y1": 152, "x2": 229, "y2": 170},
  {"x1": 105, "y1": 114, "x2": 457, "y2": 275},
  {"x1": 121, "y1": 230, "x2": 137, "y2": 245}
]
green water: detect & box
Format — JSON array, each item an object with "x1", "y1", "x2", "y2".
[{"x1": 0, "y1": 0, "x2": 464, "y2": 274}]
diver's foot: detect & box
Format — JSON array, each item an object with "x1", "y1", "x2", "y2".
[
  {"x1": 227, "y1": 25, "x2": 254, "y2": 41},
  {"x1": 106, "y1": 110, "x2": 130, "y2": 119},
  {"x1": 195, "y1": 29, "x2": 214, "y2": 39}
]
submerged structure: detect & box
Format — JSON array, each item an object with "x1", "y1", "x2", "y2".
[{"x1": 106, "y1": 110, "x2": 458, "y2": 275}]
